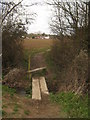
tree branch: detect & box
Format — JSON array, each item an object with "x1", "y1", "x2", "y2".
[{"x1": 2, "y1": 0, "x2": 23, "y2": 23}]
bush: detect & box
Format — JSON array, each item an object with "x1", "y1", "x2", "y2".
[
  {"x1": 2, "y1": 21, "x2": 27, "y2": 72},
  {"x1": 72, "y1": 50, "x2": 88, "y2": 93},
  {"x1": 46, "y1": 38, "x2": 88, "y2": 94},
  {"x1": 32, "y1": 36, "x2": 35, "y2": 39},
  {"x1": 51, "y1": 39, "x2": 75, "y2": 71},
  {"x1": 73, "y1": 50, "x2": 88, "y2": 79}
]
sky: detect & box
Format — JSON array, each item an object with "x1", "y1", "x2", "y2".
[
  {"x1": 4, "y1": 0, "x2": 52, "y2": 34},
  {"x1": 3, "y1": 0, "x2": 88, "y2": 34},
  {"x1": 22, "y1": 0, "x2": 53, "y2": 34}
]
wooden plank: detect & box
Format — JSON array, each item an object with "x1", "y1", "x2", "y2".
[
  {"x1": 40, "y1": 77, "x2": 49, "y2": 95},
  {"x1": 32, "y1": 78, "x2": 41, "y2": 100},
  {"x1": 27, "y1": 67, "x2": 46, "y2": 73}
]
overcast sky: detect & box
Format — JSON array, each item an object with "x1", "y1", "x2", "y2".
[
  {"x1": 21, "y1": 0, "x2": 52, "y2": 34},
  {"x1": 6, "y1": 0, "x2": 52, "y2": 34},
  {"x1": 5, "y1": 0, "x2": 88, "y2": 34}
]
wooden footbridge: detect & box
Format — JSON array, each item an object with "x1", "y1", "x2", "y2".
[
  {"x1": 27, "y1": 67, "x2": 49, "y2": 100},
  {"x1": 32, "y1": 76, "x2": 49, "y2": 100},
  {"x1": 28, "y1": 55, "x2": 49, "y2": 100}
]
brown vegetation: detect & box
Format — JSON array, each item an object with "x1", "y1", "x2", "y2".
[
  {"x1": 2, "y1": 68, "x2": 29, "y2": 89},
  {"x1": 46, "y1": 0, "x2": 88, "y2": 95},
  {"x1": 48, "y1": 38, "x2": 88, "y2": 95},
  {"x1": 23, "y1": 39, "x2": 53, "y2": 50}
]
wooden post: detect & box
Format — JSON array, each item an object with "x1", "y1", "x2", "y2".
[{"x1": 28, "y1": 55, "x2": 31, "y2": 80}]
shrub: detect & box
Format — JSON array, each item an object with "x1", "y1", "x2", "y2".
[
  {"x1": 46, "y1": 38, "x2": 88, "y2": 94},
  {"x1": 73, "y1": 50, "x2": 88, "y2": 79},
  {"x1": 51, "y1": 39, "x2": 75, "y2": 71},
  {"x1": 2, "y1": 21, "x2": 27, "y2": 72}
]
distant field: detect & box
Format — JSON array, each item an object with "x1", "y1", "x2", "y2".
[{"x1": 23, "y1": 38, "x2": 53, "y2": 50}]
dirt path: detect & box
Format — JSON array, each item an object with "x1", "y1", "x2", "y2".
[
  {"x1": 3, "y1": 92, "x2": 66, "y2": 118},
  {"x1": 29, "y1": 53, "x2": 66, "y2": 118},
  {"x1": 31, "y1": 52, "x2": 46, "y2": 70}
]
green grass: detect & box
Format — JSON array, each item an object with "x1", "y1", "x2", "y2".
[
  {"x1": 45, "y1": 52, "x2": 54, "y2": 70},
  {"x1": 2, "y1": 105, "x2": 8, "y2": 108},
  {"x1": 2, "y1": 110, "x2": 7, "y2": 116},
  {"x1": 50, "y1": 92, "x2": 88, "y2": 118},
  {"x1": 45, "y1": 52, "x2": 60, "y2": 81},
  {"x1": 24, "y1": 110, "x2": 30, "y2": 115},
  {"x1": 24, "y1": 47, "x2": 50, "y2": 59},
  {"x1": 23, "y1": 47, "x2": 50, "y2": 68},
  {"x1": 23, "y1": 48, "x2": 49, "y2": 76},
  {"x1": 25, "y1": 85, "x2": 32, "y2": 98},
  {"x1": 45, "y1": 52, "x2": 60, "y2": 73},
  {"x1": 0, "y1": 110, "x2": 2, "y2": 117},
  {"x1": 12, "y1": 103, "x2": 19, "y2": 114},
  {"x1": 0, "y1": 84, "x2": 2, "y2": 91},
  {"x1": 2, "y1": 85, "x2": 16, "y2": 97}
]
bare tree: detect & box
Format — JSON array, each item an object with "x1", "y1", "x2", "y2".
[
  {"x1": 1, "y1": 0, "x2": 36, "y2": 26},
  {"x1": 1, "y1": 0, "x2": 36, "y2": 72},
  {"x1": 49, "y1": 0, "x2": 88, "y2": 36},
  {"x1": 1, "y1": 0, "x2": 23, "y2": 23},
  {"x1": 48, "y1": 0, "x2": 88, "y2": 51}
]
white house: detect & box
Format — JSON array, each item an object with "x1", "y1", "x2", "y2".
[{"x1": 44, "y1": 36, "x2": 50, "y2": 39}]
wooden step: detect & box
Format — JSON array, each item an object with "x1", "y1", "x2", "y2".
[
  {"x1": 39, "y1": 77, "x2": 49, "y2": 95},
  {"x1": 32, "y1": 78, "x2": 41, "y2": 100}
]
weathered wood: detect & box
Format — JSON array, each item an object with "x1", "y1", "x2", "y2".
[
  {"x1": 32, "y1": 78, "x2": 41, "y2": 100},
  {"x1": 40, "y1": 77, "x2": 49, "y2": 95},
  {"x1": 28, "y1": 55, "x2": 31, "y2": 80},
  {"x1": 27, "y1": 67, "x2": 46, "y2": 73}
]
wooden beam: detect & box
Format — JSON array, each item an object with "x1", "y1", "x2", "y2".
[
  {"x1": 32, "y1": 78, "x2": 41, "y2": 100},
  {"x1": 27, "y1": 67, "x2": 46, "y2": 73},
  {"x1": 40, "y1": 77, "x2": 49, "y2": 95}
]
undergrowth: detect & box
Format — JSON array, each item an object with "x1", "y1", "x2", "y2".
[
  {"x1": 2, "y1": 85, "x2": 16, "y2": 97},
  {"x1": 23, "y1": 47, "x2": 50, "y2": 69},
  {"x1": 50, "y1": 92, "x2": 88, "y2": 118}
]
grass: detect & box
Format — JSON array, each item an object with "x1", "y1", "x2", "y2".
[
  {"x1": 0, "y1": 107, "x2": 1, "y2": 116},
  {"x1": 24, "y1": 110, "x2": 30, "y2": 115},
  {"x1": 2, "y1": 105, "x2": 8, "y2": 108},
  {"x1": 45, "y1": 52, "x2": 58, "y2": 72},
  {"x1": 12, "y1": 103, "x2": 19, "y2": 114},
  {"x1": 2, "y1": 110, "x2": 7, "y2": 116},
  {"x1": 25, "y1": 84, "x2": 32, "y2": 98},
  {"x1": 25, "y1": 47, "x2": 50, "y2": 58},
  {"x1": 45, "y1": 52, "x2": 59, "y2": 80},
  {"x1": 23, "y1": 39, "x2": 53, "y2": 50},
  {"x1": 2, "y1": 85, "x2": 16, "y2": 97},
  {"x1": 23, "y1": 47, "x2": 50, "y2": 69},
  {"x1": 23, "y1": 38, "x2": 52, "y2": 69},
  {"x1": 23, "y1": 38, "x2": 53, "y2": 59},
  {"x1": 50, "y1": 92, "x2": 88, "y2": 118}
]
